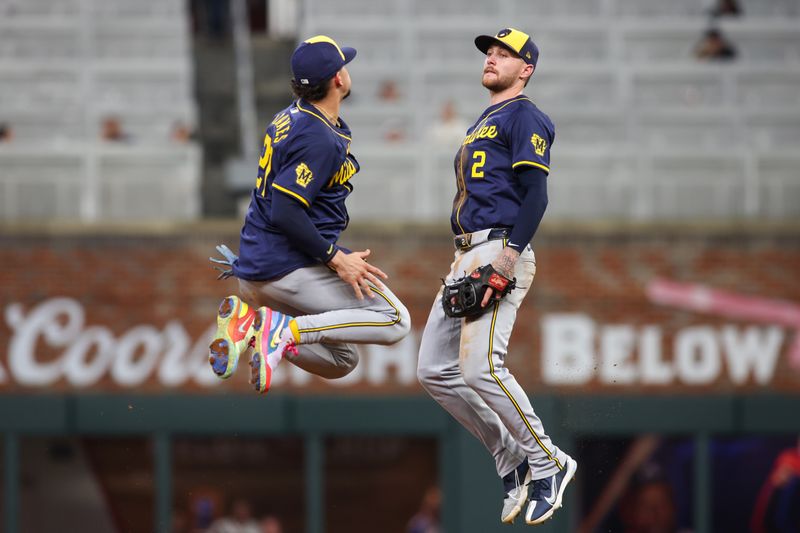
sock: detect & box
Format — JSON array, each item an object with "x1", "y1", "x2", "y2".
[
  {"x1": 264, "y1": 321, "x2": 299, "y2": 371},
  {"x1": 287, "y1": 318, "x2": 301, "y2": 343}
]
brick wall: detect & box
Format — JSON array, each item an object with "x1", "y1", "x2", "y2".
[{"x1": 1, "y1": 222, "x2": 798, "y2": 394}]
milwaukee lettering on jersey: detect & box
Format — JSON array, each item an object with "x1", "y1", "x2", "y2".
[
  {"x1": 463, "y1": 124, "x2": 498, "y2": 145},
  {"x1": 328, "y1": 156, "x2": 357, "y2": 187}
]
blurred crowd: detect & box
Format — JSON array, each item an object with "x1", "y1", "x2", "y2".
[
  {"x1": 0, "y1": 116, "x2": 196, "y2": 146},
  {"x1": 173, "y1": 497, "x2": 283, "y2": 533}
]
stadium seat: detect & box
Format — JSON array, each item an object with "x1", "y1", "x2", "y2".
[{"x1": 0, "y1": 0, "x2": 199, "y2": 221}]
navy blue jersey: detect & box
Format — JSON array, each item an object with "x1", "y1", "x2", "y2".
[
  {"x1": 233, "y1": 99, "x2": 359, "y2": 281},
  {"x1": 450, "y1": 95, "x2": 554, "y2": 235}
]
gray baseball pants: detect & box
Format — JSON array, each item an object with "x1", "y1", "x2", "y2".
[
  {"x1": 239, "y1": 264, "x2": 410, "y2": 379},
  {"x1": 417, "y1": 231, "x2": 570, "y2": 480}
]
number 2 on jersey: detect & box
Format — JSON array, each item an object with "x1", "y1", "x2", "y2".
[
  {"x1": 471, "y1": 150, "x2": 486, "y2": 178},
  {"x1": 256, "y1": 134, "x2": 274, "y2": 197}
]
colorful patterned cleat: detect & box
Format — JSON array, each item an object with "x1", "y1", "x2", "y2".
[
  {"x1": 208, "y1": 295, "x2": 256, "y2": 379},
  {"x1": 249, "y1": 306, "x2": 296, "y2": 394}
]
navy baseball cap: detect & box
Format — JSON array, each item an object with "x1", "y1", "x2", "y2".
[
  {"x1": 475, "y1": 28, "x2": 539, "y2": 66},
  {"x1": 291, "y1": 35, "x2": 356, "y2": 86}
]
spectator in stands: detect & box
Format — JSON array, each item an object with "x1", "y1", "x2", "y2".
[
  {"x1": 0, "y1": 122, "x2": 13, "y2": 143},
  {"x1": 374, "y1": 80, "x2": 405, "y2": 140},
  {"x1": 430, "y1": 100, "x2": 468, "y2": 147},
  {"x1": 750, "y1": 440, "x2": 800, "y2": 533},
  {"x1": 207, "y1": 498, "x2": 260, "y2": 533},
  {"x1": 709, "y1": 0, "x2": 741, "y2": 17},
  {"x1": 378, "y1": 79, "x2": 401, "y2": 102},
  {"x1": 100, "y1": 116, "x2": 131, "y2": 143},
  {"x1": 406, "y1": 485, "x2": 441, "y2": 533},
  {"x1": 694, "y1": 28, "x2": 737, "y2": 61},
  {"x1": 382, "y1": 117, "x2": 406, "y2": 143},
  {"x1": 171, "y1": 121, "x2": 196, "y2": 143},
  {"x1": 190, "y1": 492, "x2": 219, "y2": 531},
  {"x1": 618, "y1": 464, "x2": 692, "y2": 533},
  {"x1": 258, "y1": 515, "x2": 284, "y2": 533}
]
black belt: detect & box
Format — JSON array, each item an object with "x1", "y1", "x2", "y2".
[{"x1": 454, "y1": 228, "x2": 510, "y2": 251}]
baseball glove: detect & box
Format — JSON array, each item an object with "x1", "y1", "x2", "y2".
[
  {"x1": 209, "y1": 244, "x2": 238, "y2": 280},
  {"x1": 441, "y1": 264, "x2": 516, "y2": 318}
]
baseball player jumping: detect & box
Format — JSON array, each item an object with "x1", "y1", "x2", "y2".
[
  {"x1": 417, "y1": 29, "x2": 577, "y2": 525},
  {"x1": 208, "y1": 36, "x2": 410, "y2": 394}
]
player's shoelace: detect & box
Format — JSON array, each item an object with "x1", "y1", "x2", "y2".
[
  {"x1": 503, "y1": 461, "x2": 528, "y2": 495},
  {"x1": 284, "y1": 341, "x2": 299, "y2": 358}
]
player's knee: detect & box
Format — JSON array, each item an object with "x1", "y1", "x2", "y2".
[
  {"x1": 396, "y1": 306, "x2": 412, "y2": 339},
  {"x1": 417, "y1": 363, "x2": 438, "y2": 389},
  {"x1": 384, "y1": 303, "x2": 411, "y2": 344}
]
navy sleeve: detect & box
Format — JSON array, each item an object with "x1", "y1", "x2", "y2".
[
  {"x1": 508, "y1": 107, "x2": 554, "y2": 175},
  {"x1": 271, "y1": 192, "x2": 338, "y2": 263},
  {"x1": 271, "y1": 130, "x2": 339, "y2": 208},
  {"x1": 507, "y1": 166, "x2": 548, "y2": 253}
]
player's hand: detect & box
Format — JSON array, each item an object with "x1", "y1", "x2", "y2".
[
  {"x1": 482, "y1": 247, "x2": 520, "y2": 307},
  {"x1": 481, "y1": 286, "x2": 496, "y2": 308},
  {"x1": 209, "y1": 244, "x2": 238, "y2": 280},
  {"x1": 328, "y1": 248, "x2": 388, "y2": 300}
]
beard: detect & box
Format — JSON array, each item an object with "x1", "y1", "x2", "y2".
[
  {"x1": 343, "y1": 89, "x2": 351, "y2": 100},
  {"x1": 481, "y1": 71, "x2": 515, "y2": 92}
]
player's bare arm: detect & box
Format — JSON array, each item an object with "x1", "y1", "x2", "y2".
[
  {"x1": 492, "y1": 246, "x2": 519, "y2": 279},
  {"x1": 328, "y1": 248, "x2": 388, "y2": 300},
  {"x1": 481, "y1": 246, "x2": 521, "y2": 307}
]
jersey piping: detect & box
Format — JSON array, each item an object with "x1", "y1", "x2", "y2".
[
  {"x1": 295, "y1": 286, "x2": 401, "y2": 334},
  {"x1": 511, "y1": 160, "x2": 550, "y2": 173},
  {"x1": 272, "y1": 183, "x2": 311, "y2": 207},
  {"x1": 487, "y1": 301, "x2": 563, "y2": 471},
  {"x1": 295, "y1": 101, "x2": 352, "y2": 141}
]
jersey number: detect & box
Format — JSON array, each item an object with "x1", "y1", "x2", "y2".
[
  {"x1": 256, "y1": 134, "x2": 274, "y2": 197},
  {"x1": 471, "y1": 151, "x2": 486, "y2": 178}
]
